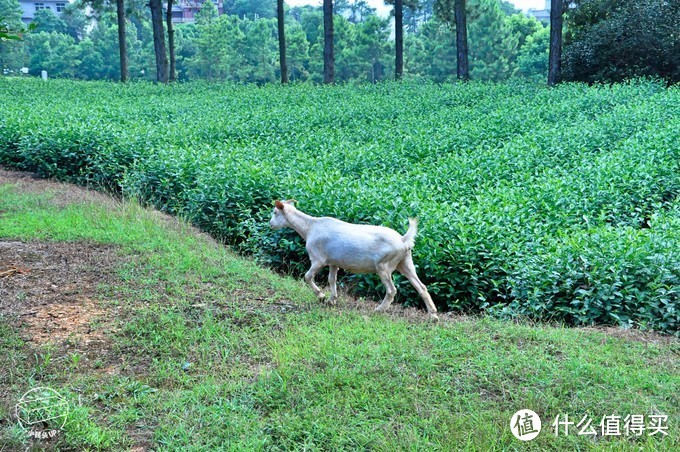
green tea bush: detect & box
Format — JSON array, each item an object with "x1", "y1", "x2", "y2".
[
  {"x1": 0, "y1": 78, "x2": 678, "y2": 333},
  {"x1": 508, "y1": 210, "x2": 680, "y2": 332}
]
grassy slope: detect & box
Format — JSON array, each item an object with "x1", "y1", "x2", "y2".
[{"x1": 0, "y1": 179, "x2": 678, "y2": 450}]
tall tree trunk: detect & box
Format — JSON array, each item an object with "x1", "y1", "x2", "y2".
[
  {"x1": 149, "y1": 0, "x2": 168, "y2": 83},
  {"x1": 166, "y1": 0, "x2": 176, "y2": 81},
  {"x1": 395, "y1": 0, "x2": 403, "y2": 79},
  {"x1": 454, "y1": 0, "x2": 469, "y2": 81},
  {"x1": 548, "y1": 0, "x2": 563, "y2": 86},
  {"x1": 277, "y1": 0, "x2": 288, "y2": 83},
  {"x1": 323, "y1": 0, "x2": 334, "y2": 84},
  {"x1": 116, "y1": 0, "x2": 128, "y2": 82}
]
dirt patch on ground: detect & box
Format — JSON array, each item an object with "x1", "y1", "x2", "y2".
[
  {"x1": 0, "y1": 168, "x2": 119, "y2": 209},
  {"x1": 0, "y1": 241, "x2": 125, "y2": 363},
  {"x1": 580, "y1": 325, "x2": 679, "y2": 346}
]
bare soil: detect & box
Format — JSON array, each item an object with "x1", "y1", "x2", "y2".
[
  {"x1": 0, "y1": 169, "x2": 130, "y2": 375},
  {"x1": 0, "y1": 241, "x2": 121, "y2": 349},
  {"x1": 0, "y1": 168, "x2": 117, "y2": 209}
]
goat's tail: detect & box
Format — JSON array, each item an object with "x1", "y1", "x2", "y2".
[{"x1": 402, "y1": 218, "x2": 418, "y2": 249}]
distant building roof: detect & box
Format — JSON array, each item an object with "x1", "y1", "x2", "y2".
[
  {"x1": 19, "y1": 0, "x2": 70, "y2": 23},
  {"x1": 528, "y1": 8, "x2": 550, "y2": 22},
  {"x1": 166, "y1": 0, "x2": 223, "y2": 24},
  {"x1": 527, "y1": 0, "x2": 550, "y2": 22}
]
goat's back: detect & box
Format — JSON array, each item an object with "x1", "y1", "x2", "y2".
[{"x1": 306, "y1": 218, "x2": 408, "y2": 273}]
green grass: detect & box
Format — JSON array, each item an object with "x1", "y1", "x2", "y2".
[{"x1": 0, "y1": 178, "x2": 678, "y2": 450}]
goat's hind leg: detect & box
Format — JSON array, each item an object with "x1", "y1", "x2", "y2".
[
  {"x1": 397, "y1": 253, "x2": 438, "y2": 319},
  {"x1": 304, "y1": 260, "x2": 327, "y2": 301}
]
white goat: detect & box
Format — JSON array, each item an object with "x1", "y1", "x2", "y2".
[{"x1": 270, "y1": 200, "x2": 438, "y2": 317}]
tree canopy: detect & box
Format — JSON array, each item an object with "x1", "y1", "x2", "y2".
[
  {"x1": 4, "y1": 0, "x2": 676, "y2": 85},
  {"x1": 563, "y1": 0, "x2": 680, "y2": 83}
]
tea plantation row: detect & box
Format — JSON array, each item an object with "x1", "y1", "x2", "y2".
[{"x1": 1, "y1": 78, "x2": 678, "y2": 333}]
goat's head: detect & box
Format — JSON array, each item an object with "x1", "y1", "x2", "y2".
[{"x1": 269, "y1": 199, "x2": 296, "y2": 230}]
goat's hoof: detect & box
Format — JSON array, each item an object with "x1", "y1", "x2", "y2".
[
  {"x1": 317, "y1": 293, "x2": 326, "y2": 301},
  {"x1": 328, "y1": 296, "x2": 338, "y2": 306},
  {"x1": 428, "y1": 313, "x2": 440, "y2": 321},
  {"x1": 374, "y1": 305, "x2": 388, "y2": 312}
]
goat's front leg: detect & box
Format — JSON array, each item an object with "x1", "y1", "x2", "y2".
[
  {"x1": 328, "y1": 265, "x2": 339, "y2": 304},
  {"x1": 374, "y1": 269, "x2": 397, "y2": 312},
  {"x1": 304, "y1": 261, "x2": 326, "y2": 301}
]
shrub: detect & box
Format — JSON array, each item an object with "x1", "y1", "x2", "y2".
[{"x1": 1, "y1": 78, "x2": 678, "y2": 334}]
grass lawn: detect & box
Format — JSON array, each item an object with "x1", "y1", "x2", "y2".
[{"x1": 0, "y1": 169, "x2": 678, "y2": 450}]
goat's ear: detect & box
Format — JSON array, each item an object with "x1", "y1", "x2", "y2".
[
  {"x1": 285, "y1": 199, "x2": 298, "y2": 205},
  {"x1": 275, "y1": 200, "x2": 285, "y2": 210}
]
